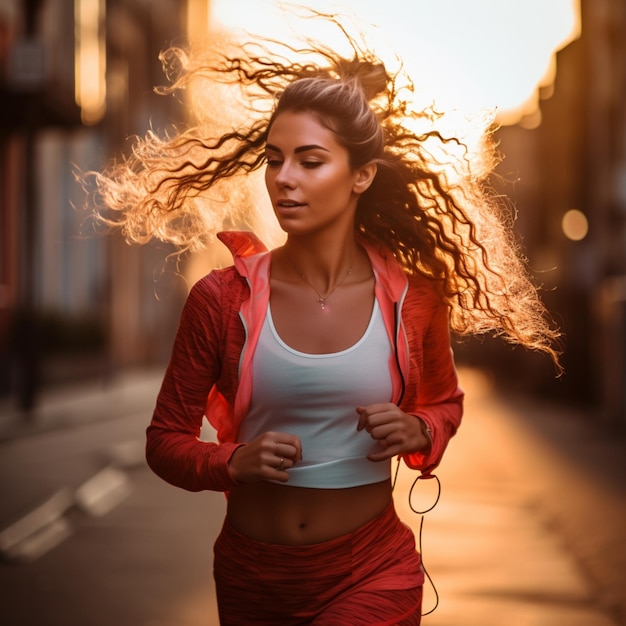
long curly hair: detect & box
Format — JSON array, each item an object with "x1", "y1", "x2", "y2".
[{"x1": 83, "y1": 13, "x2": 561, "y2": 368}]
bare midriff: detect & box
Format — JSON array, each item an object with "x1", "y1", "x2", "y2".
[{"x1": 226, "y1": 479, "x2": 393, "y2": 545}]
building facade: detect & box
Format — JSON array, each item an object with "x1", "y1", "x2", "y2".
[
  {"x1": 0, "y1": 0, "x2": 187, "y2": 409},
  {"x1": 476, "y1": 0, "x2": 626, "y2": 429}
]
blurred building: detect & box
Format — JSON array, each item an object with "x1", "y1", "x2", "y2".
[
  {"x1": 0, "y1": 0, "x2": 187, "y2": 410},
  {"x1": 466, "y1": 0, "x2": 626, "y2": 432}
]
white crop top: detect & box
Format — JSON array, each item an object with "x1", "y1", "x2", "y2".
[{"x1": 237, "y1": 299, "x2": 393, "y2": 488}]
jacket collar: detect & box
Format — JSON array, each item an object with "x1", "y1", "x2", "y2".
[
  {"x1": 359, "y1": 239, "x2": 408, "y2": 303},
  {"x1": 217, "y1": 230, "x2": 408, "y2": 302}
]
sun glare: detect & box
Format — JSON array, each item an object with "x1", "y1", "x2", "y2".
[{"x1": 208, "y1": 0, "x2": 580, "y2": 126}]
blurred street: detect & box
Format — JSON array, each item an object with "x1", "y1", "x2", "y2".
[{"x1": 0, "y1": 366, "x2": 624, "y2": 626}]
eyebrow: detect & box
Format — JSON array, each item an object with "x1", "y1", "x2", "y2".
[{"x1": 265, "y1": 143, "x2": 330, "y2": 154}]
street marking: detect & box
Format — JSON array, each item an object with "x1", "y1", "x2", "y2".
[
  {"x1": 4, "y1": 517, "x2": 73, "y2": 563},
  {"x1": 0, "y1": 488, "x2": 74, "y2": 555},
  {"x1": 104, "y1": 439, "x2": 146, "y2": 470},
  {"x1": 74, "y1": 466, "x2": 132, "y2": 517}
]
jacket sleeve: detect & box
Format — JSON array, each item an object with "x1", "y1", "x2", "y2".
[
  {"x1": 400, "y1": 293, "x2": 464, "y2": 478},
  {"x1": 146, "y1": 273, "x2": 242, "y2": 492}
]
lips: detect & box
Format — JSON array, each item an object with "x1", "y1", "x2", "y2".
[{"x1": 277, "y1": 199, "x2": 305, "y2": 208}]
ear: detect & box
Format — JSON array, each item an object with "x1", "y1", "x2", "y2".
[{"x1": 353, "y1": 162, "x2": 377, "y2": 194}]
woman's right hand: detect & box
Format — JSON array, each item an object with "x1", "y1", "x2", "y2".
[{"x1": 227, "y1": 432, "x2": 303, "y2": 484}]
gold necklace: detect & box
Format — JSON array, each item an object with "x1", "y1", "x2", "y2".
[{"x1": 298, "y1": 266, "x2": 352, "y2": 310}]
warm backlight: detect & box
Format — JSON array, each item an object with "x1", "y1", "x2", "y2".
[{"x1": 208, "y1": 0, "x2": 580, "y2": 127}]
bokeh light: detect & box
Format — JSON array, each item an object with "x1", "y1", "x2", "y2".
[
  {"x1": 561, "y1": 209, "x2": 589, "y2": 241},
  {"x1": 74, "y1": 0, "x2": 106, "y2": 125}
]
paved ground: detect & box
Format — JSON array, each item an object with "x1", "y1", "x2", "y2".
[
  {"x1": 0, "y1": 365, "x2": 624, "y2": 625},
  {"x1": 395, "y1": 368, "x2": 625, "y2": 626}
]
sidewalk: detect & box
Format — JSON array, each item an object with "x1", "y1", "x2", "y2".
[
  {"x1": 0, "y1": 368, "x2": 164, "y2": 442},
  {"x1": 393, "y1": 368, "x2": 624, "y2": 626},
  {"x1": 0, "y1": 366, "x2": 624, "y2": 626}
]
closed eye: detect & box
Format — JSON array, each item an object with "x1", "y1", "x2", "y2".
[
  {"x1": 264, "y1": 155, "x2": 282, "y2": 168},
  {"x1": 264, "y1": 155, "x2": 322, "y2": 169}
]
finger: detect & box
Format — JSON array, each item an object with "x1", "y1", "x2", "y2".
[
  {"x1": 268, "y1": 463, "x2": 290, "y2": 482},
  {"x1": 356, "y1": 408, "x2": 387, "y2": 433},
  {"x1": 367, "y1": 444, "x2": 402, "y2": 462},
  {"x1": 272, "y1": 456, "x2": 294, "y2": 483},
  {"x1": 356, "y1": 407, "x2": 367, "y2": 431},
  {"x1": 273, "y1": 471, "x2": 290, "y2": 483},
  {"x1": 276, "y1": 441, "x2": 300, "y2": 462},
  {"x1": 270, "y1": 433, "x2": 303, "y2": 461},
  {"x1": 285, "y1": 434, "x2": 303, "y2": 460},
  {"x1": 356, "y1": 405, "x2": 399, "y2": 432},
  {"x1": 281, "y1": 438, "x2": 303, "y2": 461},
  {"x1": 257, "y1": 454, "x2": 290, "y2": 482},
  {"x1": 358, "y1": 402, "x2": 395, "y2": 417},
  {"x1": 263, "y1": 449, "x2": 292, "y2": 469},
  {"x1": 368, "y1": 423, "x2": 396, "y2": 442}
]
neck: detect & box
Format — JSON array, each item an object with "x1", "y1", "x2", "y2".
[{"x1": 281, "y1": 235, "x2": 362, "y2": 292}]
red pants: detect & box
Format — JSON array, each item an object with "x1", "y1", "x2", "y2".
[{"x1": 213, "y1": 502, "x2": 424, "y2": 625}]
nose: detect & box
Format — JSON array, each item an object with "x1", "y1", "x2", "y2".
[{"x1": 273, "y1": 161, "x2": 296, "y2": 188}]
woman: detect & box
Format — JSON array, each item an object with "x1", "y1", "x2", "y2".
[{"x1": 87, "y1": 22, "x2": 560, "y2": 625}]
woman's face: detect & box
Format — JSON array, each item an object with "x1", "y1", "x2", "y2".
[{"x1": 264, "y1": 111, "x2": 373, "y2": 238}]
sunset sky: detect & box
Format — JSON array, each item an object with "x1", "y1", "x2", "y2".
[{"x1": 209, "y1": 0, "x2": 581, "y2": 126}]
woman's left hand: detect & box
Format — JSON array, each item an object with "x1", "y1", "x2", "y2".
[{"x1": 356, "y1": 403, "x2": 431, "y2": 461}]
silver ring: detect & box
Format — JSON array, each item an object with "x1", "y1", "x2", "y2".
[{"x1": 278, "y1": 458, "x2": 285, "y2": 471}]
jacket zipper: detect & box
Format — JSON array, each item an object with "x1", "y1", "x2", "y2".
[{"x1": 393, "y1": 301, "x2": 406, "y2": 407}]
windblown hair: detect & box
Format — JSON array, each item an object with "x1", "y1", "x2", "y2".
[{"x1": 84, "y1": 15, "x2": 561, "y2": 368}]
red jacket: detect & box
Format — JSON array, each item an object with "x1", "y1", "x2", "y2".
[{"x1": 147, "y1": 231, "x2": 464, "y2": 492}]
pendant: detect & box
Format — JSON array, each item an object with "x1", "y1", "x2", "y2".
[{"x1": 317, "y1": 297, "x2": 327, "y2": 310}]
